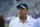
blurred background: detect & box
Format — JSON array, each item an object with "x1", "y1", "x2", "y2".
[{"x1": 0, "y1": 0, "x2": 40, "y2": 27}]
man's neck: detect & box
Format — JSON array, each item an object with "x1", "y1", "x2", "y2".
[{"x1": 19, "y1": 15, "x2": 27, "y2": 23}]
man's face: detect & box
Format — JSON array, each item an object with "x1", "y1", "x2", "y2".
[{"x1": 18, "y1": 7, "x2": 28, "y2": 16}]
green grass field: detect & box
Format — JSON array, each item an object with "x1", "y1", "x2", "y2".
[{"x1": 5, "y1": 23, "x2": 9, "y2": 27}]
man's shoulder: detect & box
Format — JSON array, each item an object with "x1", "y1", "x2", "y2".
[
  {"x1": 37, "y1": 17, "x2": 40, "y2": 20},
  {"x1": 36, "y1": 17, "x2": 40, "y2": 22},
  {"x1": 27, "y1": 15, "x2": 36, "y2": 21},
  {"x1": 9, "y1": 17, "x2": 19, "y2": 27},
  {"x1": 9, "y1": 17, "x2": 19, "y2": 24}
]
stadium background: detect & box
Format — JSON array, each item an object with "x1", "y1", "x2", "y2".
[{"x1": 0, "y1": 0, "x2": 40, "y2": 27}]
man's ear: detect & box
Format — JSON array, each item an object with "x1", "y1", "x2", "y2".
[
  {"x1": 25, "y1": 8, "x2": 28, "y2": 12},
  {"x1": 26, "y1": 8, "x2": 28, "y2": 11}
]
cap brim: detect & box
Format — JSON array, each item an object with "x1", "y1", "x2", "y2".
[{"x1": 17, "y1": 5, "x2": 26, "y2": 9}]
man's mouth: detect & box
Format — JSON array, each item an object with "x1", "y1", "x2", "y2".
[{"x1": 20, "y1": 13, "x2": 22, "y2": 14}]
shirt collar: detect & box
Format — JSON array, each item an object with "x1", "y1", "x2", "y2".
[{"x1": 17, "y1": 15, "x2": 31, "y2": 23}]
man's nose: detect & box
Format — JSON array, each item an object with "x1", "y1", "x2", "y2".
[{"x1": 20, "y1": 9, "x2": 22, "y2": 12}]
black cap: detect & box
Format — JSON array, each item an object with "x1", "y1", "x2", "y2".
[{"x1": 17, "y1": 3, "x2": 28, "y2": 9}]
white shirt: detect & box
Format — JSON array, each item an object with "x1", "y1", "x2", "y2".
[
  {"x1": 9, "y1": 15, "x2": 36, "y2": 27},
  {"x1": 34, "y1": 17, "x2": 40, "y2": 27}
]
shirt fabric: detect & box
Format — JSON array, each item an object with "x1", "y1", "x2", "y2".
[
  {"x1": 34, "y1": 17, "x2": 40, "y2": 27},
  {"x1": 9, "y1": 15, "x2": 36, "y2": 27}
]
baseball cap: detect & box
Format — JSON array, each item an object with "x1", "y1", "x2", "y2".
[{"x1": 17, "y1": 3, "x2": 28, "y2": 9}]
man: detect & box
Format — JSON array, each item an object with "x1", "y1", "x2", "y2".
[{"x1": 9, "y1": 3, "x2": 36, "y2": 27}]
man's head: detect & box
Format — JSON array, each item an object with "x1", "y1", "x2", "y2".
[{"x1": 17, "y1": 3, "x2": 28, "y2": 16}]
